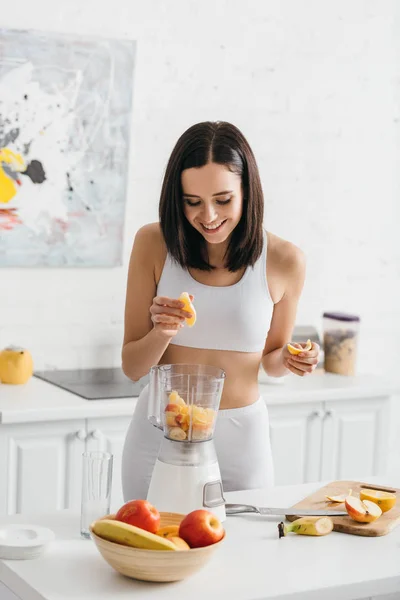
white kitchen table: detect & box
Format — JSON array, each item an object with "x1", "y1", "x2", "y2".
[{"x1": 1, "y1": 478, "x2": 400, "y2": 600}]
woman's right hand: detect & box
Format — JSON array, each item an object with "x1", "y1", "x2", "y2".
[{"x1": 150, "y1": 295, "x2": 194, "y2": 338}]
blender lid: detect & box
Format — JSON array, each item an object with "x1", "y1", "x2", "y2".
[{"x1": 323, "y1": 311, "x2": 360, "y2": 322}]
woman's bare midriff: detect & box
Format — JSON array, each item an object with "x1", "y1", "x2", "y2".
[{"x1": 160, "y1": 343, "x2": 262, "y2": 409}]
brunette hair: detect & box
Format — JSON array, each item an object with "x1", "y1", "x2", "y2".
[{"x1": 159, "y1": 121, "x2": 264, "y2": 271}]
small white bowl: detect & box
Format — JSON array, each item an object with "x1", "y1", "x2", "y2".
[{"x1": 0, "y1": 524, "x2": 55, "y2": 560}]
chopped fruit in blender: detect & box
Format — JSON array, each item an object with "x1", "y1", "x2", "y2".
[
  {"x1": 192, "y1": 429, "x2": 212, "y2": 441},
  {"x1": 179, "y1": 292, "x2": 196, "y2": 327},
  {"x1": 278, "y1": 516, "x2": 333, "y2": 537},
  {"x1": 204, "y1": 407, "x2": 216, "y2": 422},
  {"x1": 359, "y1": 489, "x2": 396, "y2": 513},
  {"x1": 115, "y1": 499, "x2": 160, "y2": 533},
  {"x1": 165, "y1": 411, "x2": 179, "y2": 427},
  {"x1": 175, "y1": 414, "x2": 189, "y2": 432},
  {"x1": 165, "y1": 403, "x2": 181, "y2": 414},
  {"x1": 168, "y1": 390, "x2": 187, "y2": 406},
  {"x1": 165, "y1": 390, "x2": 217, "y2": 441},
  {"x1": 345, "y1": 496, "x2": 382, "y2": 523},
  {"x1": 192, "y1": 405, "x2": 207, "y2": 419},
  {"x1": 325, "y1": 488, "x2": 352, "y2": 503},
  {"x1": 168, "y1": 427, "x2": 187, "y2": 440},
  {"x1": 287, "y1": 339, "x2": 312, "y2": 355}
]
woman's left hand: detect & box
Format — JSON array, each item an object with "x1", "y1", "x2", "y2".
[{"x1": 282, "y1": 341, "x2": 320, "y2": 377}]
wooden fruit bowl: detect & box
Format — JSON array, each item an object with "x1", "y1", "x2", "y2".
[{"x1": 89, "y1": 512, "x2": 225, "y2": 583}]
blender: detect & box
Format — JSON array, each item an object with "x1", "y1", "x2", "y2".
[{"x1": 146, "y1": 364, "x2": 226, "y2": 521}]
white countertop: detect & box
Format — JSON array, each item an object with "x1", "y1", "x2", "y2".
[
  {"x1": 0, "y1": 372, "x2": 398, "y2": 425},
  {"x1": 259, "y1": 370, "x2": 399, "y2": 402},
  {"x1": 0, "y1": 377, "x2": 137, "y2": 424},
  {"x1": 1, "y1": 477, "x2": 400, "y2": 600}
]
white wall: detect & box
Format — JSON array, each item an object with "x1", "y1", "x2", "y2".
[{"x1": 1, "y1": 0, "x2": 399, "y2": 383}]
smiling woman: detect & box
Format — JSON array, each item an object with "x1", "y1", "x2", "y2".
[
  {"x1": 159, "y1": 123, "x2": 264, "y2": 272},
  {"x1": 121, "y1": 121, "x2": 320, "y2": 501}
]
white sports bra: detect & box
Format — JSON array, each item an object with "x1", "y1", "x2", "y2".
[{"x1": 156, "y1": 229, "x2": 274, "y2": 353}]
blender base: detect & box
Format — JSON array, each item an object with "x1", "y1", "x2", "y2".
[{"x1": 147, "y1": 459, "x2": 226, "y2": 522}]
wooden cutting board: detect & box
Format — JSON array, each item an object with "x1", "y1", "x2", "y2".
[{"x1": 286, "y1": 480, "x2": 400, "y2": 537}]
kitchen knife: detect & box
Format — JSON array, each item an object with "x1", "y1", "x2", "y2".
[{"x1": 225, "y1": 503, "x2": 347, "y2": 517}]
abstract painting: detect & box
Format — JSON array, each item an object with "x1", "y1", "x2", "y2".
[{"x1": 0, "y1": 29, "x2": 136, "y2": 266}]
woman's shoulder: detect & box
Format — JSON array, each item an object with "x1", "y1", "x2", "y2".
[
  {"x1": 266, "y1": 230, "x2": 306, "y2": 277},
  {"x1": 132, "y1": 223, "x2": 167, "y2": 277},
  {"x1": 133, "y1": 223, "x2": 166, "y2": 254},
  {"x1": 134, "y1": 222, "x2": 163, "y2": 244}
]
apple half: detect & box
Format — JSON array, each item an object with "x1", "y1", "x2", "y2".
[{"x1": 345, "y1": 495, "x2": 382, "y2": 523}]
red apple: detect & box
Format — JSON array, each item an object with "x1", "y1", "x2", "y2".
[
  {"x1": 345, "y1": 495, "x2": 382, "y2": 523},
  {"x1": 179, "y1": 509, "x2": 224, "y2": 548},
  {"x1": 115, "y1": 499, "x2": 160, "y2": 533}
]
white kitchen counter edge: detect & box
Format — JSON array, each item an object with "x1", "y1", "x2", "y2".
[{"x1": 0, "y1": 373, "x2": 398, "y2": 425}]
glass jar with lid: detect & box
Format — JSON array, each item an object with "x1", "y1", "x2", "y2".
[{"x1": 323, "y1": 312, "x2": 360, "y2": 376}]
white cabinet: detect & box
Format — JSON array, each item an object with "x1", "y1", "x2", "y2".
[
  {"x1": 268, "y1": 402, "x2": 323, "y2": 485},
  {"x1": 0, "y1": 374, "x2": 394, "y2": 516},
  {"x1": 0, "y1": 416, "x2": 132, "y2": 516},
  {"x1": 0, "y1": 419, "x2": 85, "y2": 516},
  {"x1": 268, "y1": 396, "x2": 390, "y2": 486},
  {"x1": 320, "y1": 397, "x2": 389, "y2": 481}
]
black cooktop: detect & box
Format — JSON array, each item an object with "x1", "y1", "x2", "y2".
[{"x1": 34, "y1": 368, "x2": 149, "y2": 400}]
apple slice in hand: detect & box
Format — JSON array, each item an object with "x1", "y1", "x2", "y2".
[{"x1": 345, "y1": 495, "x2": 382, "y2": 523}]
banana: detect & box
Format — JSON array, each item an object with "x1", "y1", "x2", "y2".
[
  {"x1": 92, "y1": 519, "x2": 178, "y2": 550},
  {"x1": 278, "y1": 516, "x2": 333, "y2": 538}
]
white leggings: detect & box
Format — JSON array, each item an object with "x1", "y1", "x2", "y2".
[{"x1": 121, "y1": 386, "x2": 275, "y2": 502}]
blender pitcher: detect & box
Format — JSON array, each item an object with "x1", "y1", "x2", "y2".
[
  {"x1": 148, "y1": 364, "x2": 225, "y2": 440},
  {"x1": 147, "y1": 364, "x2": 226, "y2": 520}
]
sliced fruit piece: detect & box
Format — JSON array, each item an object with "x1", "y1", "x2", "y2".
[
  {"x1": 326, "y1": 488, "x2": 352, "y2": 503},
  {"x1": 156, "y1": 525, "x2": 180, "y2": 538},
  {"x1": 168, "y1": 390, "x2": 186, "y2": 406},
  {"x1": 179, "y1": 292, "x2": 196, "y2": 327},
  {"x1": 192, "y1": 408, "x2": 208, "y2": 425},
  {"x1": 192, "y1": 428, "x2": 212, "y2": 441},
  {"x1": 92, "y1": 519, "x2": 178, "y2": 550},
  {"x1": 359, "y1": 489, "x2": 397, "y2": 513},
  {"x1": 204, "y1": 407, "x2": 216, "y2": 423},
  {"x1": 168, "y1": 426, "x2": 187, "y2": 441},
  {"x1": 278, "y1": 516, "x2": 333, "y2": 537},
  {"x1": 345, "y1": 495, "x2": 382, "y2": 523},
  {"x1": 165, "y1": 411, "x2": 179, "y2": 427},
  {"x1": 287, "y1": 339, "x2": 312, "y2": 355},
  {"x1": 175, "y1": 412, "x2": 189, "y2": 425},
  {"x1": 177, "y1": 416, "x2": 189, "y2": 432}
]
